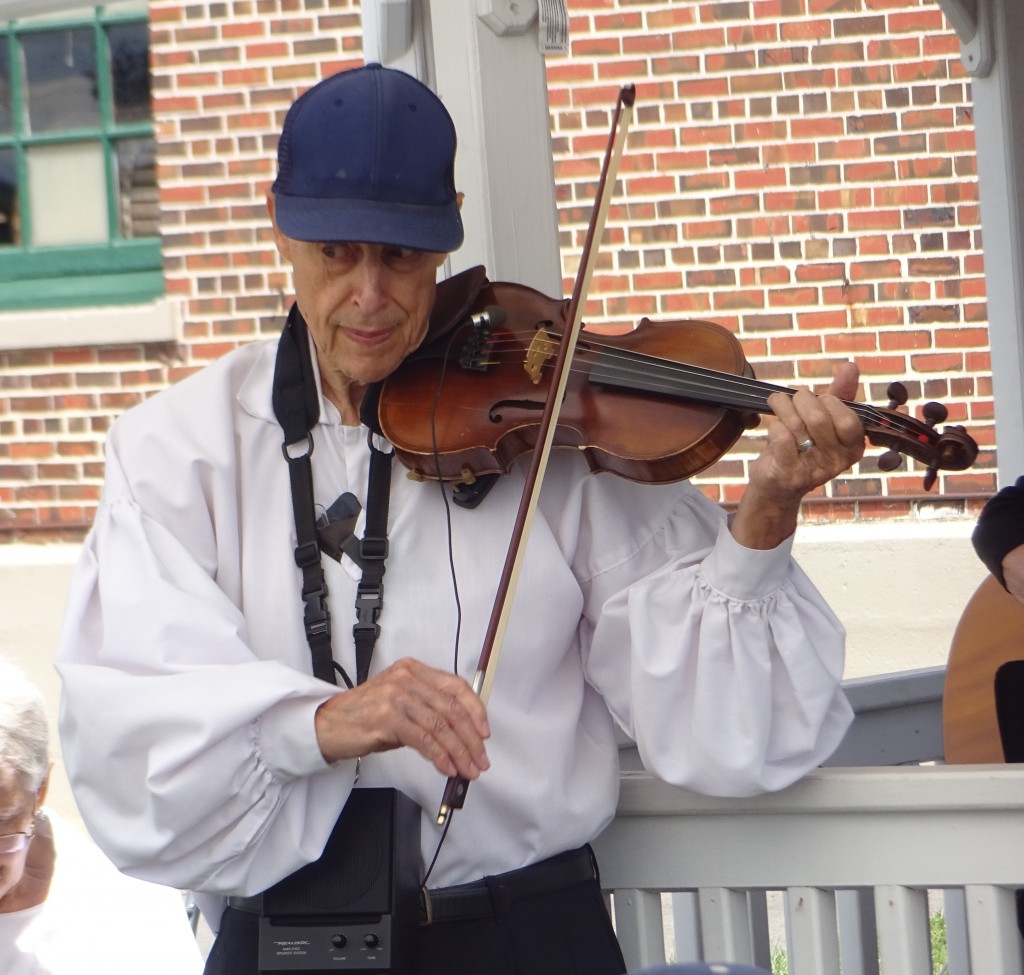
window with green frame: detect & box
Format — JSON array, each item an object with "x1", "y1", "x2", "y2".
[{"x1": 0, "y1": 3, "x2": 161, "y2": 311}]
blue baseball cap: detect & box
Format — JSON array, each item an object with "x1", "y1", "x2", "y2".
[{"x1": 271, "y1": 63, "x2": 464, "y2": 252}]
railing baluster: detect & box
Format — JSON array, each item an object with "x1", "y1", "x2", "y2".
[
  {"x1": 612, "y1": 888, "x2": 665, "y2": 971},
  {"x1": 875, "y1": 885, "x2": 931, "y2": 974},
  {"x1": 698, "y1": 887, "x2": 755, "y2": 964},
  {"x1": 785, "y1": 886, "x2": 841, "y2": 975},
  {"x1": 964, "y1": 883, "x2": 1024, "y2": 974}
]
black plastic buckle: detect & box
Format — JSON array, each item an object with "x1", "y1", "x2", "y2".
[
  {"x1": 354, "y1": 587, "x2": 383, "y2": 635},
  {"x1": 294, "y1": 540, "x2": 321, "y2": 569},
  {"x1": 302, "y1": 584, "x2": 331, "y2": 638},
  {"x1": 359, "y1": 535, "x2": 389, "y2": 562}
]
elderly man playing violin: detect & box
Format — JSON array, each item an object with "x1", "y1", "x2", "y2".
[{"x1": 57, "y1": 64, "x2": 864, "y2": 975}]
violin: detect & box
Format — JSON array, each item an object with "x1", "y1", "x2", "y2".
[{"x1": 377, "y1": 272, "x2": 979, "y2": 492}]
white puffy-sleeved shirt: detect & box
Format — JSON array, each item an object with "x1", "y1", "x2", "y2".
[
  {"x1": 0, "y1": 810, "x2": 203, "y2": 975},
  {"x1": 55, "y1": 334, "x2": 852, "y2": 925}
]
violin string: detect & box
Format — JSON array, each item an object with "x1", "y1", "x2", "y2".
[
  {"x1": 483, "y1": 328, "x2": 775, "y2": 407},
  {"x1": 482, "y1": 330, "x2": 777, "y2": 409},
  {"x1": 573, "y1": 339, "x2": 904, "y2": 430},
  {"x1": 478, "y1": 328, "x2": 924, "y2": 438}
]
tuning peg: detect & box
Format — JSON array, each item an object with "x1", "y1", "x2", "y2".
[
  {"x1": 919, "y1": 403, "x2": 947, "y2": 492},
  {"x1": 922, "y1": 401, "x2": 948, "y2": 427},
  {"x1": 920, "y1": 406, "x2": 946, "y2": 490},
  {"x1": 886, "y1": 382, "x2": 908, "y2": 410},
  {"x1": 875, "y1": 383, "x2": 909, "y2": 473},
  {"x1": 876, "y1": 449, "x2": 903, "y2": 473}
]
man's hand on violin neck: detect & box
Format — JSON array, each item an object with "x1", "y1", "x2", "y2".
[
  {"x1": 731, "y1": 362, "x2": 866, "y2": 551},
  {"x1": 313, "y1": 658, "x2": 491, "y2": 781}
]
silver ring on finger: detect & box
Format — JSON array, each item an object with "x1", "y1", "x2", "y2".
[{"x1": 796, "y1": 437, "x2": 815, "y2": 453}]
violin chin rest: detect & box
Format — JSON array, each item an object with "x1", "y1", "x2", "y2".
[{"x1": 424, "y1": 265, "x2": 490, "y2": 345}]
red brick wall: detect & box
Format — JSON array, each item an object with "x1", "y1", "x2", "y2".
[
  {"x1": 0, "y1": 0, "x2": 994, "y2": 542},
  {"x1": 549, "y1": 0, "x2": 993, "y2": 521}
]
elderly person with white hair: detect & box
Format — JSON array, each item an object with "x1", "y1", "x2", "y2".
[{"x1": 0, "y1": 659, "x2": 203, "y2": 974}]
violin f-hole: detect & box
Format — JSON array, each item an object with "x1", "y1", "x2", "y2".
[{"x1": 488, "y1": 399, "x2": 546, "y2": 423}]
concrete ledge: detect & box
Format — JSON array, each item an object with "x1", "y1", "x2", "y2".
[
  {"x1": 0, "y1": 297, "x2": 181, "y2": 350},
  {"x1": 792, "y1": 519, "x2": 986, "y2": 678}
]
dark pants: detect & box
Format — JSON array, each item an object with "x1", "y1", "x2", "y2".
[{"x1": 204, "y1": 866, "x2": 625, "y2": 975}]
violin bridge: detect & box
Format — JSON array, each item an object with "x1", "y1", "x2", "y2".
[{"x1": 525, "y1": 328, "x2": 558, "y2": 385}]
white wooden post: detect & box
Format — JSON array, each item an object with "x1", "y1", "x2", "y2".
[
  {"x1": 936, "y1": 0, "x2": 1024, "y2": 483},
  {"x1": 361, "y1": 0, "x2": 562, "y2": 296}
]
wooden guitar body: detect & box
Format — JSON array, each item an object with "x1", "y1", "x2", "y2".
[{"x1": 944, "y1": 575, "x2": 1024, "y2": 764}]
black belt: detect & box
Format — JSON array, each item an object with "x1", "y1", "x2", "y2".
[
  {"x1": 226, "y1": 892, "x2": 263, "y2": 913},
  {"x1": 225, "y1": 845, "x2": 598, "y2": 925},
  {"x1": 420, "y1": 845, "x2": 597, "y2": 925}
]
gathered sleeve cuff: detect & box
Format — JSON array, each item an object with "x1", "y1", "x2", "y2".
[{"x1": 702, "y1": 516, "x2": 794, "y2": 599}]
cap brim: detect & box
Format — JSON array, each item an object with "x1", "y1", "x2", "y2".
[{"x1": 274, "y1": 193, "x2": 464, "y2": 253}]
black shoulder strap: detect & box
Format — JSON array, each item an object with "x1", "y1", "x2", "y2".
[
  {"x1": 353, "y1": 438, "x2": 392, "y2": 686},
  {"x1": 273, "y1": 306, "x2": 394, "y2": 688},
  {"x1": 273, "y1": 304, "x2": 321, "y2": 446},
  {"x1": 272, "y1": 306, "x2": 336, "y2": 685}
]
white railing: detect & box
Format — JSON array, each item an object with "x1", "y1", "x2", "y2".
[{"x1": 594, "y1": 765, "x2": 1024, "y2": 974}]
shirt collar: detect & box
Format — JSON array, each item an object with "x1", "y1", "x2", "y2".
[{"x1": 237, "y1": 325, "x2": 343, "y2": 428}]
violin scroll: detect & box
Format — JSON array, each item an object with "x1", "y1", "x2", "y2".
[{"x1": 861, "y1": 383, "x2": 977, "y2": 490}]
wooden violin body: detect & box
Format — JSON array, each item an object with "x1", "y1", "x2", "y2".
[
  {"x1": 377, "y1": 272, "x2": 979, "y2": 489},
  {"x1": 379, "y1": 279, "x2": 756, "y2": 485}
]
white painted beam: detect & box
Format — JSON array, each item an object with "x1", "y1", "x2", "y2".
[{"x1": 934, "y1": 0, "x2": 979, "y2": 42}]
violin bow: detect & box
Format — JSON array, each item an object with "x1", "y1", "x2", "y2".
[{"x1": 435, "y1": 84, "x2": 637, "y2": 827}]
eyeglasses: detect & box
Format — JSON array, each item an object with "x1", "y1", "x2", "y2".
[{"x1": 0, "y1": 822, "x2": 35, "y2": 855}]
